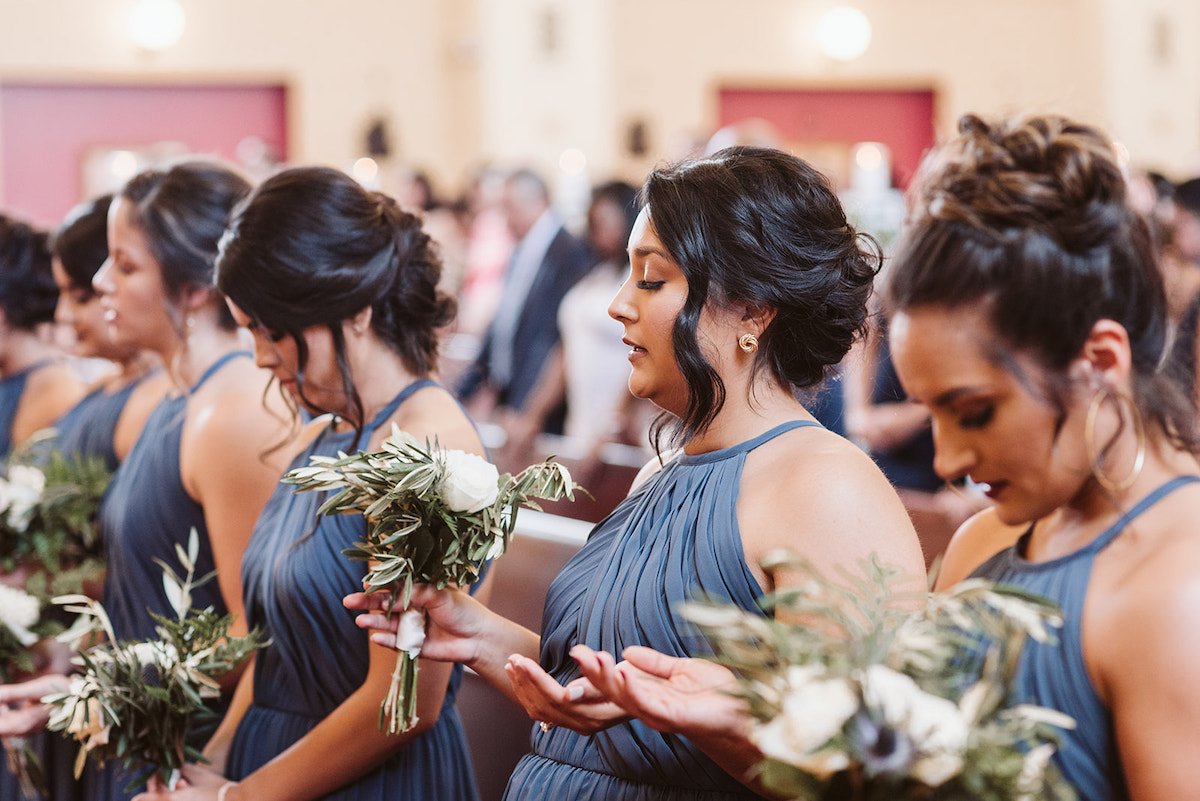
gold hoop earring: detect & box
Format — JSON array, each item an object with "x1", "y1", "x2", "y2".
[
  {"x1": 738, "y1": 333, "x2": 759, "y2": 353},
  {"x1": 1084, "y1": 387, "x2": 1146, "y2": 494}
]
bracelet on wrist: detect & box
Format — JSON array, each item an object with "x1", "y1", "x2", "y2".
[{"x1": 217, "y1": 781, "x2": 238, "y2": 801}]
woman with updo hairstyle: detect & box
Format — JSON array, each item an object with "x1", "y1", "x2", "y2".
[
  {"x1": 137, "y1": 165, "x2": 487, "y2": 801},
  {"x1": 47, "y1": 194, "x2": 170, "y2": 470},
  {"x1": 0, "y1": 162, "x2": 293, "y2": 801},
  {"x1": 0, "y1": 213, "x2": 85, "y2": 459},
  {"x1": 883, "y1": 114, "x2": 1200, "y2": 800},
  {"x1": 350, "y1": 146, "x2": 924, "y2": 800}
]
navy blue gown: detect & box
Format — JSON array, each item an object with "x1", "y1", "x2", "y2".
[
  {"x1": 85, "y1": 352, "x2": 248, "y2": 801},
  {"x1": 970, "y1": 475, "x2": 1200, "y2": 801},
  {"x1": 503, "y1": 421, "x2": 819, "y2": 801},
  {"x1": 52, "y1": 370, "x2": 160, "y2": 472},
  {"x1": 0, "y1": 360, "x2": 56, "y2": 462},
  {"x1": 226, "y1": 378, "x2": 480, "y2": 801}
]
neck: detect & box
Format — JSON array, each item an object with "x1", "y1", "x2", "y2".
[
  {"x1": 158, "y1": 321, "x2": 244, "y2": 391},
  {"x1": 337, "y1": 336, "x2": 424, "y2": 429},
  {"x1": 112, "y1": 349, "x2": 162, "y2": 382},
  {"x1": 682, "y1": 379, "x2": 812, "y2": 454}
]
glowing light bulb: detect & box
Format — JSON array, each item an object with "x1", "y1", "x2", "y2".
[
  {"x1": 129, "y1": 0, "x2": 186, "y2": 52},
  {"x1": 818, "y1": 6, "x2": 872, "y2": 62}
]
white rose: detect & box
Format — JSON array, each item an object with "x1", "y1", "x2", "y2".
[
  {"x1": 0, "y1": 584, "x2": 40, "y2": 645},
  {"x1": 5, "y1": 465, "x2": 44, "y2": 531},
  {"x1": 751, "y1": 665, "x2": 857, "y2": 779},
  {"x1": 438, "y1": 450, "x2": 500, "y2": 513}
]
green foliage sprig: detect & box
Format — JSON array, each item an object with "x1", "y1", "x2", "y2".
[
  {"x1": 283, "y1": 425, "x2": 578, "y2": 733},
  {"x1": 43, "y1": 529, "x2": 268, "y2": 792},
  {"x1": 0, "y1": 433, "x2": 111, "y2": 595},
  {"x1": 681, "y1": 552, "x2": 1077, "y2": 801}
]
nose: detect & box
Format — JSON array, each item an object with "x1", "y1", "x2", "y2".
[
  {"x1": 250, "y1": 334, "x2": 280, "y2": 371},
  {"x1": 608, "y1": 273, "x2": 636, "y2": 324},
  {"x1": 93, "y1": 257, "x2": 114, "y2": 295},
  {"x1": 930, "y1": 419, "x2": 976, "y2": 483}
]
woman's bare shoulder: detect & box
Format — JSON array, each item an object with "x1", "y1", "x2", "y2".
[{"x1": 932, "y1": 508, "x2": 1022, "y2": 590}]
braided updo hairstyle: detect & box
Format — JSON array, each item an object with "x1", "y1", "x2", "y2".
[
  {"x1": 642, "y1": 145, "x2": 879, "y2": 445},
  {"x1": 886, "y1": 113, "x2": 1196, "y2": 450},
  {"x1": 216, "y1": 165, "x2": 454, "y2": 431}
]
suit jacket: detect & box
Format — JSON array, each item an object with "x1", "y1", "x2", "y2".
[{"x1": 458, "y1": 225, "x2": 592, "y2": 411}]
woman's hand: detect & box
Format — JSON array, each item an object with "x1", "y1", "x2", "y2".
[
  {"x1": 504, "y1": 653, "x2": 628, "y2": 735},
  {"x1": 346, "y1": 584, "x2": 486, "y2": 666},
  {"x1": 0, "y1": 673, "x2": 70, "y2": 737},
  {"x1": 132, "y1": 762, "x2": 224, "y2": 800},
  {"x1": 571, "y1": 645, "x2": 747, "y2": 739}
]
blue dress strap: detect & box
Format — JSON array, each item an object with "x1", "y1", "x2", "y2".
[
  {"x1": 353, "y1": 377, "x2": 440, "y2": 450},
  {"x1": 1089, "y1": 474, "x2": 1200, "y2": 553},
  {"x1": 189, "y1": 350, "x2": 251, "y2": 393}
]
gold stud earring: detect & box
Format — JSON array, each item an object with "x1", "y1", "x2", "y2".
[{"x1": 738, "y1": 333, "x2": 759, "y2": 353}]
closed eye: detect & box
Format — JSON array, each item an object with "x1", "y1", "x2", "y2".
[
  {"x1": 958, "y1": 406, "x2": 994, "y2": 430},
  {"x1": 636, "y1": 280, "x2": 664, "y2": 290}
]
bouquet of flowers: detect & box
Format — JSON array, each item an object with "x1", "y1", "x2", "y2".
[
  {"x1": 283, "y1": 425, "x2": 578, "y2": 734},
  {"x1": 0, "y1": 435, "x2": 111, "y2": 595},
  {"x1": 681, "y1": 552, "x2": 1077, "y2": 801},
  {"x1": 43, "y1": 529, "x2": 268, "y2": 791},
  {"x1": 0, "y1": 582, "x2": 65, "y2": 799}
]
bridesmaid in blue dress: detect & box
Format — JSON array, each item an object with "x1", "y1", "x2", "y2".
[
  {"x1": 48, "y1": 194, "x2": 168, "y2": 472},
  {"x1": 87, "y1": 162, "x2": 293, "y2": 801},
  {"x1": 0, "y1": 213, "x2": 85, "y2": 461},
  {"x1": 0, "y1": 162, "x2": 292, "y2": 801},
  {"x1": 134, "y1": 166, "x2": 486, "y2": 801},
  {"x1": 884, "y1": 115, "x2": 1200, "y2": 801},
  {"x1": 353, "y1": 147, "x2": 926, "y2": 800}
]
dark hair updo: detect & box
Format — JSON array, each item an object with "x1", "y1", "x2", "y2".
[
  {"x1": 643, "y1": 145, "x2": 879, "y2": 443},
  {"x1": 52, "y1": 194, "x2": 113, "y2": 295},
  {"x1": 0, "y1": 214, "x2": 56, "y2": 330},
  {"x1": 885, "y1": 113, "x2": 1195, "y2": 450},
  {"x1": 120, "y1": 161, "x2": 252, "y2": 330},
  {"x1": 216, "y1": 165, "x2": 455, "y2": 426}
]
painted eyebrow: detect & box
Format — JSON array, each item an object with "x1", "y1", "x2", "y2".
[
  {"x1": 630, "y1": 245, "x2": 670, "y2": 260},
  {"x1": 930, "y1": 386, "x2": 990, "y2": 408}
]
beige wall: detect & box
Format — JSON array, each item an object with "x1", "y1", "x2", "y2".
[{"x1": 0, "y1": 0, "x2": 1198, "y2": 202}]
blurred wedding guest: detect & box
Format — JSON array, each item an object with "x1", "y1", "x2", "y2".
[
  {"x1": 0, "y1": 213, "x2": 86, "y2": 459},
  {"x1": 48, "y1": 194, "x2": 170, "y2": 470},
  {"x1": 132, "y1": 165, "x2": 486, "y2": 801},
  {"x1": 351, "y1": 146, "x2": 924, "y2": 800},
  {"x1": 0, "y1": 161, "x2": 292, "y2": 801},
  {"x1": 888, "y1": 114, "x2": 1200, "y2": 800},
  {"x1": 505, "y1": 180, "x2": 653, "y2": 474},
  {"x1": 396, "y1": 166, "x2": 469, "y2": 298},
  {"x1": 454, "y1": 165, "x2": 515, "y2": 337},
  {"x1": 455, "y1": 168, "x2": 591, "y2": 424}
]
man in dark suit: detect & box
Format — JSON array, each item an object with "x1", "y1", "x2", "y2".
[{"x1": 456, "y1": 168, "x2": 591, "y2": 428}]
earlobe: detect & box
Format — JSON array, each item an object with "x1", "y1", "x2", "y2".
[{"x1": 350, "y1": 306, "x2": 373, "y2": 336}]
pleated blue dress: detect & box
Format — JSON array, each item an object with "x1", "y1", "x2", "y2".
[
  {"x1": 84, "y1": 352, "x2": 249, "y2": 801},
  {"x1": 226, "y1": 378, "x2": 480, "y2": 801},
  {"x1": 52, "y1": 370, "x2": 160, "y2": 472},
  {"x1": 504, "y1": 421, "x2": 819, "y2": 801},
  {"x1": 970, "y1": 474, "x2": 1200, "y2": 801}
]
